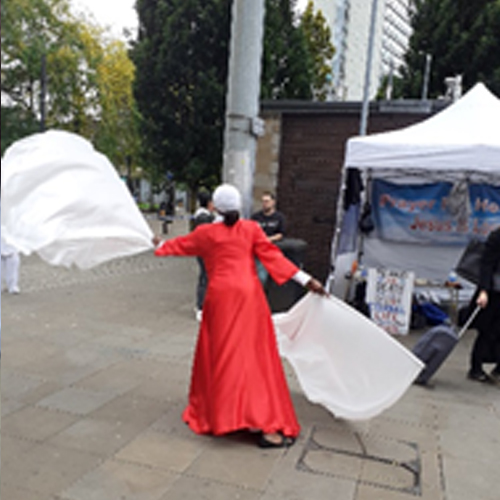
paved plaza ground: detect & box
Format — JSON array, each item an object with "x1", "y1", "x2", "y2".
[{"x1": 1, "y1": 218, "x2": 499, "y2": 500}]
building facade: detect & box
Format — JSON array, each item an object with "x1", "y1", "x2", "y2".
[{"x1": 310, "y1": 0, "x2": 412, "y2": 100}]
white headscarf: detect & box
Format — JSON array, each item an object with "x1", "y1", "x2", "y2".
[{"x1": 213, "y1": 184, "x2": 241, "y2": 213}]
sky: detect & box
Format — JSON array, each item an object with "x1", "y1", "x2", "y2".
[
  {"x1": 71, "y1": 0, "x2": 138, "y2": 38},
  {"x1": 71, "y1": 0, "x2": 309, "y2": 39}
]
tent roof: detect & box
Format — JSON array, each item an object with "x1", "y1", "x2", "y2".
[{"x1": 345, "y1": 83, "x2": 500, "y2": 173}]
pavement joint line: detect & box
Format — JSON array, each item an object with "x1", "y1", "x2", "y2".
[
  {"x1": 1, "y1": 430, "x2": 44, "y2": 445},
  {"x1": 376, "y1": 415, "x2": 436, "y2": 430},
  {"x1": 296, "y1": 425, "x2": 423, "y2": 496},
  {"x1": 173, "y1": 470, "x2": 266, "y2": 493}
]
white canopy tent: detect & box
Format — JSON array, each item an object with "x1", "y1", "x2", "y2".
[{"x1": 330, "y1": 83, "x2": 500, "y2": 297}]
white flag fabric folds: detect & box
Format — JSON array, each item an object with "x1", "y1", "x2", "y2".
[
  {"x1": 273, "y1": 294, "x2": 424, "y2": 420},
  {"x1": 1, "y1": 130, "x2": 154, "y2": 269}
]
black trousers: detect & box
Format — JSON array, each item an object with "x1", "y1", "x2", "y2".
[{"x1": 470, "y1": 290, "x2": 500, "y2": 372}]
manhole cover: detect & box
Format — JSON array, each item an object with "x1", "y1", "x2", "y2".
[{"x1": 297, "y1": 426, "x2": 421, "y2": 496}]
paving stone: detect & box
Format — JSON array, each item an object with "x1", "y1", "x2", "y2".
[
  {"x1": 73, "y1": 362, "x2": 144, "y2": 394},
  {"x1": 262, "y1": 441, "x2": 357, "y2": 500},
  {"x1": 441, "y1": 456, "x2": 499, "y2": 500},
  {"x1": 1, "y1": 370, "x2": 49, "y2": 400},
  {"x1": 1, "y1": 434, "x2": 37, "y2": 460},
  {"x1": 158, "y1": 475, "x2": 261, "y2": 500},
  {"x1": 0, "y1": 482, "x2": 56, "y2": 500},
  {"x1": 47, "y1": 418, "x2": 144, "y2": 456},
  {"x1": 37, "y1": 387, "x2": 119, "y2": 415},
  {"x1": 88, "y1": 394, "x2": 168, "y2": 428},
  {"x1": 3, "y1": 442, "x2": 101, "y2": 495},
  {"x1": 115, "y1": 430, "x2": 206, "y2": 473},
  {"x1": 60, "y1": 459, "x2": 178, "y2": 500},
  {"x1": 2, "y1": 405, "x2": 78, "y2": 442},
  {"x1": 185, "y1": 438, "x2": 282, "y2": 490},
  {"x1": 0, "y1": 338, "x2": 62, "y2": 370},
  {"x1": 0, "y1": 397, "x2": 26, "y2": 417}
]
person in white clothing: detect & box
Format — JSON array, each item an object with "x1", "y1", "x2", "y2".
[{"x1": 1, "y1": 236, "x2": 21, "y2": 294}]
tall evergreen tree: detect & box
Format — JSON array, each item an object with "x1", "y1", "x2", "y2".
[
  {"x1": 396, "y1": 0, "x2": 500, "y2": 98},
  {"x1": 299, "y1": 1, "x2": 335, "y2": 101},
  {"x1": 261, "y1": 0, "x2": 313, "y2": 99},
  {"x1": 132, "y1": 0, "x2": 231, "y2": 193}
]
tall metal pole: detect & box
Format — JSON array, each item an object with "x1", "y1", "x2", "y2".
[
  {"x1": 359, "y1": 0, "x2": 379, "y2": 136},
  {"x1": 421, "y1": 53, "x2": 432, "y2": 101},
  {"x1": 222, "y1": 0, "x2": 265, "y2": 217}
]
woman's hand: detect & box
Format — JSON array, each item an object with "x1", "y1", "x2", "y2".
[
  {"x1": 306, "y1": 278, "x2": 328, "y2": 296},
  {"x1": 476, "y1": 290, "x2": 488, "y2": 308}
]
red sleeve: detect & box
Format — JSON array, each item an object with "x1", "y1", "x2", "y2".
[
  {"x1": 252, "y1": 222, "x2": 298, "y2": 285},
  {"x1": 154, "y1": 231, "x2": 201, "y2": 257}
]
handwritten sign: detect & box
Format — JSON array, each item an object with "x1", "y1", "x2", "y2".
[{"x1": 366, "y1": 268, "x2": 415, "y2": 335}]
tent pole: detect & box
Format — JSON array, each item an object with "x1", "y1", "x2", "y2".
[{"x1": 326, "y1": 165, "x2": 349, "y2": 293}]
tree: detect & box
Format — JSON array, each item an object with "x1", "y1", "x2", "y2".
[
  {"x1": 395, "y1": 0, "x2": 500, "y2": 98},
  {"x1": 132, "y1": 0, "x2": 231, "y2": 195},
  {"x1": 1, "y1": 0, "x2": 141, "y2": 168},
  {"x1": 261, "y1": 0, "x2": 313, "y2": 100},
  {"x1": 1, "y1": 0, "x2": 77, "y2": 151},
  {"x1": 299, "y1": 1, "x2": 335, "y2": 101}
]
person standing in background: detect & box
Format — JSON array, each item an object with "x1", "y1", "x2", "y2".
[
  {"x1": 1, "y1": 227, "x2": 21, "y2": 295},
  {"x1": 251, "y1": 192, "x2": 286, "y2": 243},
  {"x1": 192, "y1": 191, "x2": 214, "y2": 321},
  {"x1": 468, "y1": 226, "x2": 500, "y2": 383},
  {"x1": 251, "y1": 192, "x2": 286, "y2": 285}
]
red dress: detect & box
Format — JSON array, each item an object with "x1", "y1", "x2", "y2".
[{"x1": 155, "y1": 219, "x2": 301, "y2": 437}]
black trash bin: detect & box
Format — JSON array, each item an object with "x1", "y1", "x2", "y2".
[{"x1": 265, "y1": 238, "x2": 308, "y2": 313}]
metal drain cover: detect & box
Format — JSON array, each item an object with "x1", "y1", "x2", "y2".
[{"x1": 297, "y1": 426, "x2": 421, "y2": 496}]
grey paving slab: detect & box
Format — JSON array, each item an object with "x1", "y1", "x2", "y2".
[
  {"x1": 36, "y1": 386, "x2": 119, "y2": 416},
  {"x1": 2, "y1": 405, "x2": 78, "y2": 443},
  {"x1": 3, "y1": 442, "x2": 101, "y2": 496},
  {"x1": 47, "y1": 418, "x2": 144, "y2": 456},
  {"x1": 442, "y1": 455, "x2": 499, "y2": 500},
  {"x1": 60, "y1": 459, "x2": 178, "y2": 500},
  {"x1": 115, "y1": 429, "x2": 207, "y2": 474},
  {"x1": 159, "y1": 475, "x2": 261, "y2": 500},
  {"x1": 88, "y1": 393, "x2": 168, "y2": 428}
]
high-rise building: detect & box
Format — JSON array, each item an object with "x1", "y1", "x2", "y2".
[{"x1": 308, "y1": 0, "x2": 412, "y2": 100}]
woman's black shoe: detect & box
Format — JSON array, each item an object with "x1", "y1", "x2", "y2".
[{"x1": 257, "y1": 433, "x2": 295, "y2": 449}]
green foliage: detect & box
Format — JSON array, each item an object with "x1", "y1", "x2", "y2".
[
  {"x1": 1, "y1": 0, "x2": 140, "y2": 167},
  {"x1": 261, "y1": 0, "x2": 313, "y2": 99},
  {"x1": 395, "y1": 0, "x2": 500, "y2": 98},
  {"x1": 132, "y1": 0, "x2": 231, "y2": 193},
  {"x1": 299, "y1": 1, "x2": 335, "y2": 101}
]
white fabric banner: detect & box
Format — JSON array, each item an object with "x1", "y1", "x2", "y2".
[
  {"x1": 273, "y1": 294, "x2": 424, "y2": 420},
  {"x1": 1, "y1": 130, "x2": 153, "y2": 269}
]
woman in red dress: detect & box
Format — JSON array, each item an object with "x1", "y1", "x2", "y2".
[{"x1": 154, "y1": 184, "x2": 325, "y2": 447}]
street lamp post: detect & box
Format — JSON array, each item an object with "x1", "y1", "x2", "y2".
[
  {"x1": 359, "y1": 0, "x2": 379, "y2": 136},
  {"x1": 222, "y1": 0, "x2": 266, "y2": 217}
]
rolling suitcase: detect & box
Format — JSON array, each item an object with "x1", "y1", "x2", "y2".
[{"x1": 413, "y1": 305, "x2": 481, "y2": 385}]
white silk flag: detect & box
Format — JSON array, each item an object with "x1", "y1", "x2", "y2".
[
  {"x1": 1, "y1": 130, "x2": 154, "y2": 269},
  {"x1": 274, "y1": 294, "x2": 424, "y2": 420}
]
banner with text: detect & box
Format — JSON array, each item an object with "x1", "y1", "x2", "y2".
[{"x1": 372, "y1": 180, "x2": 500, "y2": 245}]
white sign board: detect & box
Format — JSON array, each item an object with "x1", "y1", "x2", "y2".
[{"x1": 366, "y1": 268, "x2": 415, "y2": 335}]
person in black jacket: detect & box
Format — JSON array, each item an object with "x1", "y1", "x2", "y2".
[
  {"x1": 468, "y1": 226, "x2": 500, "y2": 383},
  {"x1": 192, "y1": 191, "x2": 214, "y2": 321}
]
